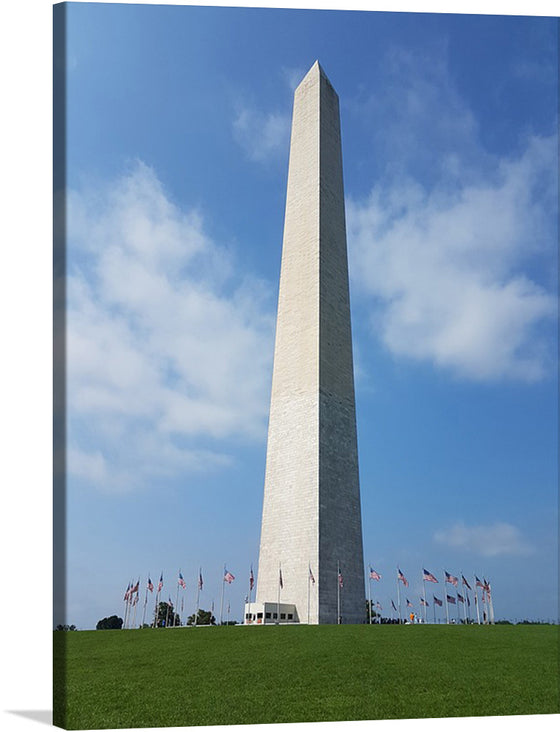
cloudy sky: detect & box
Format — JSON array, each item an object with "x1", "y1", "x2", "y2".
[{"x1": 56, "y1": 2, "x2": 557, "y2": 629}]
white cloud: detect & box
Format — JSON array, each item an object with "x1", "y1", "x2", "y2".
[
  {"x1": 66, "y1": 161, "x2": 274, "y2": 493},
  {"x1": 347, "y1": 46, "x2": 556, "y2": 382},
  {"x1": 233, "y1": 105, "x2": 290, "y2": 163},
  {"x1": 434, "y1": 521, "x2": 534, "y2": 557},
  {"x1": 348, "y1": 135, "x2": 556, "y2": 382}
]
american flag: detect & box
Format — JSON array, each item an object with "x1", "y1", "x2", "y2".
[
  {"x1": 376, "y1": 601, "x2": 382, "y2": 610},
  {"x1": 446, "y1": 594, "x2": 456, "y2": 604},
  {"x1": 420, "y1": 598, "x2": 429, "y2": 607},
  {"x1": 168, "y1": 597, "x2": 173, "y2": 607},
  {"x1": 445, "y1": 571, "x2": 458, "y2": 586},
  {"x1": 123, "y1": 583, "x2": 130, "y2": 601},
  {"x1": 391, "y1": 599, "x2": 397, "y2": 611},
  {"x1": 157, "y1": 573, "x2": 163, "y2": 592},
  {"x1": 433, "y1": 595, "x2": 443, "y2": 606},
  {"x1": 461, "y1": 575, "x2": 472, "y2": 590},
  {"x1": 309, "y1": 566, "x2": 315, "y2": 585},
  {"x1": 198, "y1": 571, "x2": 203, "y2": 591},
  {"x1": 483, "y1": 579, "x2": 491, "y2": 593},
  {"x1": 147, "y1": 577, "x2": 154, "y2": 593},
  {"x1": 457, "y1": 593, "x2": 465, "y2": 603},
  {"x1": 338, "y1": 570, "x2": 344, "y2": 588},
  {"x1": 398, "y1": 569, "x2": 409, "y2": 587},
  {"x1": 406, "y1": 599, "x2": 413, "y2": 608},
  {"x1": 249, "y1": 567, "x2": 254, "y2": 591},
  {"x1": 423, "y1": 568, "x2": 438, "y2": 583},
  {"x1": 475, "y1": 576, "x2": 484, "y2": 588},
  {"x1": 132, "y1": 581, "x2": 140, "y2": 594},
  {"x1": 370, "y1": 567, "x2": 381, "y2": 581},
  {"x1": 279, "y1": 568, "x2": 283, "y2": 589},
  {"x1": 178, "y1": 572, "x2": 186, "y2": 589},
  {"x1": 224, "y1": 569, "x2": 235, "y2": 584}
]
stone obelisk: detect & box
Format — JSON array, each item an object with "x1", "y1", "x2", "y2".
[{"x1": 255, "y1": 61, "x2": 365, "y2": 624}]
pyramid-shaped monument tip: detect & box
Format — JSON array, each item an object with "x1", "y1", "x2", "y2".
[{"x1": 298, "y1": 60, "x2": 332, "y2": 89}]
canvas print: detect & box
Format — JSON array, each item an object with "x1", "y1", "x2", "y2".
[{"x1": 53, "y1": 2, "x2": 559, "y2": 729}]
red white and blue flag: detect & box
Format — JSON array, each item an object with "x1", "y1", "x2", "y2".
[
  {"x1": 391, "y1": 599, "x2": 397, "y2": 611},
  {"x1": 420, "y1": 597, "x2": 429, "y2": 607},
  {"x1": 423, "y1": 568, "x2": 438, "y2": 583},
  {"x1": 249, "y1": 567, "x2": 255, "y2": 590},
  {"x1": 475, "y1": 576, "x2": 484, "y2": 588},
  {"x1": 123, "y1": 583, "x2": 130, "y2": 601},
  {"x1": 433, "y1": 595, "x2": 443, "y2": 606},
  {"x1": 198, "y1": 571, "x2": 203, "y2": 591},
  {"x1": 445, "y1": 572, "x2": 458, "y2": 586},
  {"x1": 147, "y1": 577, "x2": 154, "y2": 592},
  {"x1": 461, "y1": 575, "x2": 472, "y2": 590},
  {"x1": 157, "y1": 573, "x2": 163, "y2": 592},
  {"x1": 224, "y1": 569, "x2": 235, "y2": 584},
  {"x1": 376, "y1": 601, "x2": 382, "y2": 610},
  {"x1": 309, "y1": 566, "x2": 315, "y2": 585},
  {"x1": 338, "y1": 570, "x2": 344, "y2": 588},
  {"x1": 279, "y1": 568, "x2": 283, "y2": 589},
  {"x1": 446, "y1": 594, "x2": 456, "y2": 604},
  {"x1": 132, "y1": 581, "x2": 140, "y2": 594},
  {"x1": 457, "y1": 593, "x2": 465, "y2": 603},
  {"x1": 398, "y1": 569, "x2": 409, "y2": 587},
  {"x1": 178, "y1": 572, "x2": 186, "y2": 589},
  {"x1": 406, "y1": 599, "x2": 413, "y2": 608},
  {"x1": 370, "y1": 567, "x2": 381, "y2": 581}
]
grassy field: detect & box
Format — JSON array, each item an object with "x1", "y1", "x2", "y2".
[{"x1": 54, "y1": 623, "x2": 559, "y2": 729}]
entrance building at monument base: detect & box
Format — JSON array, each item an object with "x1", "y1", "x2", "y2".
[{"x1": 244, "y1": 602, "x2": 299, "y2": 625}]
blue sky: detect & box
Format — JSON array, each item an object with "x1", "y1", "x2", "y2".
[{"x1": 57, "y1": 2, "x2": 557, "y2": 629}]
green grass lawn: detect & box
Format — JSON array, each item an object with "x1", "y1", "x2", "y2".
[{"x1": 54, "y1": 623, "x2": 559, "y2": 729}]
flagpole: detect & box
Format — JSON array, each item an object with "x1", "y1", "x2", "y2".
[
  {"x1": 248, "y1": 565, "x2": 253, "y2": 626},
  {"x1": 307, "y1": 561, "x2": 311, "y2": 625},
  {"x1": 141, "y1": 576, "x2": 149, "y2": 628},
  {"x1": 175, "y1": 573, "x2": 181, "y2": 628},
  {"x1": 154, "y1": 588, "x2": 160, "y2": 628},
  {"x1": 422, "y1": 570, "x2": 427, "y2": 624},
  {"x1": 396, "y1": 570, "x2": 401, "y2": 624},
  {"x1": 277, "y1": 563, "x2": 281, "y2": 624},
  {"x1": 443, "y1": 571, "x2": 449, "y2": 624},
  {"x1": 473, "y1": 574, "x2": 480, "y2": 624},
  {"x1": 368, "y1": 566, "x2": 372, "y2": 625},
  {"x1": 220, "y1": 564, "x2": 225, "y2": 625},
  {"x1": 123, "y1": 586, "x2": 129, "y2": 630},
  {"x1": 337, "y1": 562, "x2": 341, "y2": 625},
  {"x1": 124, "y1": 582, "x2": 131, "y2": 629},
  {"x1": 195, "y1": 568, "x2": 201, "y2": 627},
  {"x1": 132, "y1": 594, "x2": 138, "y2": 629}
]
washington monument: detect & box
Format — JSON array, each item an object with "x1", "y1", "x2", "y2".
[{"x1": 253, "y1": 61, "x2": 365, "y2": 625}]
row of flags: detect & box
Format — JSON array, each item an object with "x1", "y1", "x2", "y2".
[
  {"x1": 121, "y1": 563, "x2": 494, "y2": 626},
  {"x1": 367, "y1": 566, "x2": 494, "y2": 624},
  {"x1": 121, "y1": 566, "x2": 251, "y2": 628}
]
